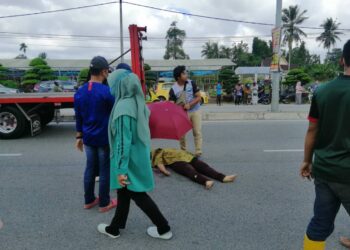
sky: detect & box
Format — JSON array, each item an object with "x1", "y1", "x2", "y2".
[{"x1": 0, "y1": 0, "x2": 349, "y2": 61}]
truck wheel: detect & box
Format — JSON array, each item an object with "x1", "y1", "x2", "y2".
[{"x1": 0, "y1": 106, "x2": 28, "y2": 139}]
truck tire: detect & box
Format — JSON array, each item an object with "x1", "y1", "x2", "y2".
[{"x1": 0, "y1": 106, "x2": 28, "y2": 139}]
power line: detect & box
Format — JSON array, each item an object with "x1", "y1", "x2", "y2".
[
  {"x1": 0, "y1": 1, "x2": 117, "y2": 19},
  {"x1": 0, "y1": 30, "x2": 341, "y2": 41},
  {"x1": 123, "y1": 1, "x2": 274, "y2": 27},
  {"x1": 1, "y1": 0, "x2": 349, "y2": 32},
  {"x1": 123, "y1": 1, "x2": 350, "y2": 31}
]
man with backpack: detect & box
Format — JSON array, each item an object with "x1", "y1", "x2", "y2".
[{"x1": 169, "y1": 65, "x2": 203, "y2": 157}]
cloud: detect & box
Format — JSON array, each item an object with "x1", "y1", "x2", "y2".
[{"x1": 0, "y1": 0, "x2": 348, "y2": 60}]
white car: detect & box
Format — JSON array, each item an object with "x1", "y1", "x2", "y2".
[{"x1": 0, "y1": 84, "x2": 18, "y2": 94}]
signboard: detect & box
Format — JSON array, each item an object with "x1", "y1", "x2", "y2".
[{"x1": 270, "y1": 27, "x2": 282, "y2": 72}]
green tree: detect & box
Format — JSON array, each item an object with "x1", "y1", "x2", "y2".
[
  {"x1": 20, "y1": 43, "x2": 28, "y2": 55},
  {"x1": 0, "y1": 64, "x2": 18, "y2": 88},
  {"x1": 38, "y1": 52, "x2": 47, "y2": 59},
  {"x1": 232, "y1": 41, "x2": 260, "y2": 66},
  {"x1": 78, "y1": 68, "x2": 89, "y2": 85},
  {"x1": 219, "y1": 46, "x2": 232, "y2": 59},
  {"x1": 144, "y1": 64, "x2": 157, "y2": 89},
  {"x1": 325, "y1": 48, "x2": 342, "y2": 66},
  {"x1": 218, "y1": 66, "x2": 239, "y2": 94},
  {"x1": 201, "y1": 42, "x2": 219, "y2": 59},
  {"x1": 305, "y1": 64, "x2": 338, "y2": 81},
  {"x1": 252, "y1": 37, "x2": 272, "y2": 59},
  {"x1": 282, "y1": 5, "x2": 308, "y2": 69},
  {"x1": 21, "y1": 57, "x2": 56, "y2": 89},
  {"x1": 317, "y1": 18, "x2": 343, "y2": 52},
  {"x1": 164, "y1": 21, "x2": 189, "y2": 60},
  {"x1": 289, "y1": 41, "x2": 310, "y2": 67},
  {"x1": 283, "y1": 68, "x2": 312, "y2": 86}
]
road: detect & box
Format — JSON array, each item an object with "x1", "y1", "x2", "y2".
[{"x1": 0, "y1": 120, "x2": 348, "y2": 250}]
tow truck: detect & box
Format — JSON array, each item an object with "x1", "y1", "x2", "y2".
[{"x1": 0, "y1": 25, "x2": 147, "y2": 139}]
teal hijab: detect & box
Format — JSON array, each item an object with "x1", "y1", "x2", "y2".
[{"x1": 108, "y1": 69, "x2": 150, "y2": 154}]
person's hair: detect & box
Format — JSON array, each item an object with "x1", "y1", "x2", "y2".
[
  {"x1": 90, "y1": 67, "x2": 105, "y2": 76},
  {"x1": 343, "y1": 40, "x2": 350, "y2": 67},
  {"x1": 173, "y1": 65, "x2": 186, "y2": 81}
]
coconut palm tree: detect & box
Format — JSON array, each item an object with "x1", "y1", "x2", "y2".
[
  {"x1": 219, "y1": 46, "x2": 232, "y2": 59},
  {"x1": 201, "y1": 42, "x2": 220, "y2": 59},
  {"x1": 282, "y1": 5, "x2": 308, "y2": 70},
  {"x1": 19, "y1": 43, "x2": 28, "y2": 55},
  {"x1": 316, "y1": 18, "x2": 343, "y2": 52}
]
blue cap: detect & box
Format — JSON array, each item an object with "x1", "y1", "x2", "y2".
[{"x1": 116, "y1": 63, "x2": 132, "y2": 71}]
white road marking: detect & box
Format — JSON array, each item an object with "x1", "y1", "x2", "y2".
[
  {"x1": 0, "y1": 153, "x2": 22, "y2": 157},
  {"x1": 264, "y1": 149, "x2": 303, "y2": 152}
]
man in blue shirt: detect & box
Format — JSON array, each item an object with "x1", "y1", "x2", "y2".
[
  {"x1": 216, "y1": 81, "x2": 223, "y2": 106},
  {"x1": 74, "y1": 56, "x2": 117, "y2": 213}
]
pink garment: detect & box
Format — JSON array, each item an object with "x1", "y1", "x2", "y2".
[{"x1": 296, "y1": 82, "x2": 304, "y2": 94}]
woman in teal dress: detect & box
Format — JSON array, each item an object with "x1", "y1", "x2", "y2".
[{"x1": 97, "y1": 65, "x2": 172, "y2": 240}]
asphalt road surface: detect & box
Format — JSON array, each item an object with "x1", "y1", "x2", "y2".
[{"x1": 0, "y1": 120, "x2": 349, "y2": 250}]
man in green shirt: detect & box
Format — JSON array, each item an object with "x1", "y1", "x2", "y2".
[{"x1": 301, "y1": 40, "x2": 350, "y2": 250}]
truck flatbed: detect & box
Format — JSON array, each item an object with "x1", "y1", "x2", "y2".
[{"x1": 0, "y1": 93, "x2": 74, "y2": 104}]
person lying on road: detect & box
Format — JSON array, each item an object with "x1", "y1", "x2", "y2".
[{"x1": 151, "y1": 148, "x2": 237, "y2": 189}]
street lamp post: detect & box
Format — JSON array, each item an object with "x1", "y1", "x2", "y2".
[
  {"x1": 271, "y1": 0, "x2": 282, "y2": 112},
  {"x1": 119, "y1": 0, "x2": 124, "y2": 63}
]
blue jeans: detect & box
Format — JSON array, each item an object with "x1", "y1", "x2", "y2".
[
  {"x1": 84, "y1": 145, "x2": 110, "y2": 207},
  {"x1": 306, "y1": 178, "x2": 350, "y2": 241}
]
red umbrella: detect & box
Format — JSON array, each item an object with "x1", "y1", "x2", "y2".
[{"x1": 147, "y1": 101, "x2": 192, "y2": 140}]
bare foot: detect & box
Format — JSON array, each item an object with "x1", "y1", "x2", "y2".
[
  {"x1": 223, "y1": 175, "x2": 237, "y2": 183},
  {"x1": 205, "y1": 181, "x2": 214, "y2": 190},
  {"x1": 157, "y1": 165, "x2": 171, "y2": 176},
  {"x1": 340, "y1": 237, "x2": 350, "y2": 248}
]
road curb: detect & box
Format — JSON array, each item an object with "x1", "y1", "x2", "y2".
[{"x1": 202, "y1": 112, "x2": 308, "y2": 121}]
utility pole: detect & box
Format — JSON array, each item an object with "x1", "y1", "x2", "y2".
[
  {"x1": 271, "y1": 0, "x2": 282, "y2": 112},
  {"x1": 119, "y1": 0, "x2": 124, "y2": 63}
]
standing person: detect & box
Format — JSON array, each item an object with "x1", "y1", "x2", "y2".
[
  {"x1": 235, "y1": 83, "x2": 243, "y2": 105},
  {"x1": 98, "y1": 66, "x2": 172, "y2": 240},
  {"x1": 296, "y1": 81, "x2": 304, "y2": 104},
  {"x1": 216, "y1": 81, "x2": 223, "y2": 106},
  {"x1": 300, "y1": 40, "x2": 350, "y2": 250},
  {"x1": 252, "y1": 82, "x2": 259, "y2": 105},
  {"x1": 169, "y1": 65, "x2": 203, "y2": 157},
  {"x1": 74, "y1": 56, "x2": 117, "y2": 212},
  {"x1": 232, "y1": 85, "x2": 236, "y2": 104}
]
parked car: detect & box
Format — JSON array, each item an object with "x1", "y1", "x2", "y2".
[
  {"x1": 0, "y1": 84, "x2": 18, "y2": 94},
  {"x1": 149, "y1": 81, "x2": 209, "y2": 105},
  {"x1": 34, "y1": 80, "x2": 78, "y2": 93}
]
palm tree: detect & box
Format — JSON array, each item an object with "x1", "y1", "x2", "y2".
[
  {"x1": 19, "y1": 43, "x2": 28, "y2": 55},
  {"x1": 164, "y1": 21, "x2": 188, "y2": 59},
  {"x1": 282, "y1": 5, "x2": 308, "y2": 70},
  {"x1": 219, "y1": 46, "x2": 232, "y2": 59},
  {"x1": 201, "y1": 42, "x2": 220, "y2": 59},
  {"x1": 316, "y1": 18, "x2": 343, "y2": 52}
]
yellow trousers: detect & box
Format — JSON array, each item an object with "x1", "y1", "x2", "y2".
[{"x1": 180, "y1": 110, "x2": 202, "y2": 156}]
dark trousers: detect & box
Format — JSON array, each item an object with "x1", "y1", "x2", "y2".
[
  {"x1": 168, "y1": 159, "x2": 226, "y2": 185},
  {"x1": 306, "y1": 178, "x2": 350, "y2": 241},
  {"x1": 84, "y1": 145, "x2": 110, "y2": 207},
  {"x1": 107, "y1": 188, "x2": 170, "y2": 235},
  {"x1": 235, "y1": 95, "x2": 242, "y2": 105},
  {"x1": 216, "y1": 95, "x2": 222, "y2": 106}
]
